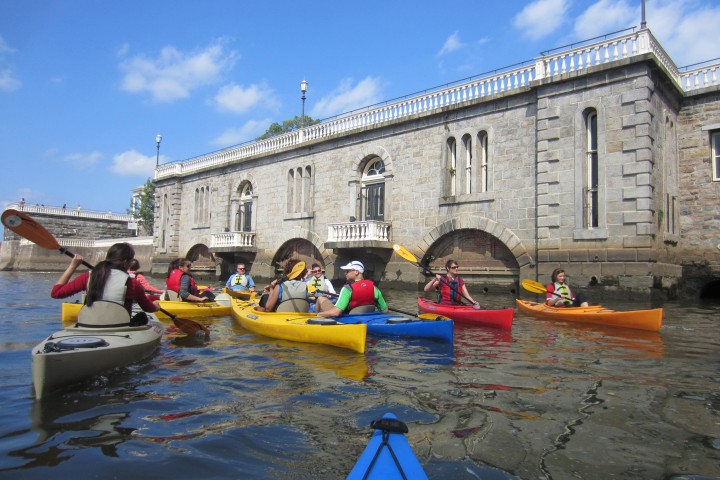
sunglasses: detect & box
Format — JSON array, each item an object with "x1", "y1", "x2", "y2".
[
  {"x1": 312, "y1": 270, "x2": 321, "y2": 273},
  {"x1": 184, "y1": 264, "x2": 192, "y2": 268},
  {"x1": 237, "y1": 267, "x2": 246, "y2": 270},
  {"x1": 450, "y1": 265, "x2": 459, "y2": 269}
]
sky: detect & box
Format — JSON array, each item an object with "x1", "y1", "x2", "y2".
[{"x1": 1, "y1": 0, "x2": 719, "y2": 216}]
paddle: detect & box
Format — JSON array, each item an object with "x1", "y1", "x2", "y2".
[
  {"x1": 392, "y1": 244, "x2": 482, "y2": 309},
  {"x1": 1, "y1": 208, "x2": 210, "y2": 338},
  {"x1": 521, "y1": 278, "x2": 572, "y2": 304},
  {"x1": 310, "y1": 287, "x2": 445, "y2": 320}
]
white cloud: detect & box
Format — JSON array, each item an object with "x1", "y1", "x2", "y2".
[
  {"x1": 645, "y1": 0, "x2": 720, "y2": 66},
  {"x1": 211, "y1": 118, "x2": 273, "y2": 147},
  {"x1": 310, "y1": 77, "x2": 384, "y2": 119},
  {"x1": 437, "y1": 31, "x2": 465, "y2": 57},
  {"x1": 62, "y1": 151, "x2": 103, "y2": 169},
  {"x1": 0, "y1": 69, "x2": 21, "y2": 91},
  {"x1": 514, "y1": 0, "x2": 570, "y2": 40},
  {"x1": 0, "y1": 35, "x2": 15, "y2": 54},
  {"x1": 574, "y1": 0, "x2": 636, "y2": 39},
  {"x1": 111, "y1": 150, "x2": 156, "y2": 176},
  {"x1": 119, "y1": 39, "x2": 238, "y2": 103},
  {"x1": 0, "y1": 35, "x2": 20, "y2": 92},
  {"x1": 211, "y1": 82, "x2": 278, "y2": 113},
  {"x1": 116, "y1": 42, "x2": 130, "y2": 57}
]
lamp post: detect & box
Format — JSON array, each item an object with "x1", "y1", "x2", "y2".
[
  {"x1": 155, "y1": 134, "x2": 162, "y2": 167},
  {"x1": 300, "y1": 80, "x2": 308, "y2": 128}
]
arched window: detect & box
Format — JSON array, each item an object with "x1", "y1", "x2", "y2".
[
  {"x1": 447, "y1": 138, "x2": 457, "y2": 195},
  {"x1": 584, "y1": 110, "x2": 599, "y2": 228},
  {"x1": 287, "y1": 169, "x2": 295, "y2": 213},
  {"x1": 238, "y1": 183, "x2": 253, "y2": 232},
  {"x1": 477, "y1": 131, "x2": 489, "y2": 193},
  {"x1": 303, "y1": 166, "x2": 312, "y2": 212},
  {"x1": 361, "y1": 158, "x2": 385, "y2": 221},
  {"x1": 161, "y1": 193, "x2": 168, "y2": 250},
  {"x1": 462, "y1": 134, "x2": 472, "y2": 194}
]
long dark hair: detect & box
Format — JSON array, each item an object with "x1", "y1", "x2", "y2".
[
  {"x1": 86, "y1": 243, "x2": 135, "y2": 306},
  {"x1": 166, "y1": 258, "x2": 182, "y2": 278}
]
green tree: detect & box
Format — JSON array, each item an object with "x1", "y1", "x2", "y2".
[
  {"x1": 256, "y1": 115, "x2": 321, "y2": 140},
  {"x1": 129, "y1": 178, "x2": 156, "y2": 235}
]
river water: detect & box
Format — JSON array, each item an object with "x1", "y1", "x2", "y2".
[{"x1": 0, "y1": 271, "x2": 718, "y2": 479}]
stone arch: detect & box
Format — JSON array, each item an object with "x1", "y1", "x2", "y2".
[
  {"x1": 271, "y1": 226, "x2": 335, "y2": 270},
  {"x1": 419, "y1": 216, "x2": 533, "y2": 270},
  {"x1": 349, "y1": 145, "x2": 393, "y2": 179}
]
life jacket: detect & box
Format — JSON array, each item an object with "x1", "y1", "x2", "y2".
[
  {"x1": 231, "y1": 273, "x2": 249, "y2": 288},
  {"x1": 276, "y1": 280, "x2": 310, "y2": 312},
  {"x1": 548, "y1": 282, "x2": 574, "y2": 306},
  {"x1": 77, "y1": 269, "x2": 131, "y2": 327},
  {"x1": 307, "y1": 275, "x2": 327, "y2": 292},
  {"x1": 347, "y1": 280, "x2": 376, "y2": 312},
  {"x1": 166, "y1": 268, "x2": 197, "y2": 296},
  {"x1": 438, "y1": 275, "x2": 464, "y2": 304}
]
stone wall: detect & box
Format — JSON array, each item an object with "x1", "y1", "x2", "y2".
[
  {"x1": 151, "y1": 59, "x2": 718, "y2": 297},
  {"x1": 676, "y1": 87, "x2": 720, "y2": 291}
]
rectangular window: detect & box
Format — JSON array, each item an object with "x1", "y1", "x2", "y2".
[{"x1": 713, "y1": 132, "x2": 720, "y2": 181}]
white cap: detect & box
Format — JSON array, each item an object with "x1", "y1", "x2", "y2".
[{"x1": 340, "y1": 260, "x2": 364, "y2": 273}]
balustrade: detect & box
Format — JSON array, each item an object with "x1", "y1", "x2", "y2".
[
  {"x1": 210, "y1": 231, "x2": 256, "y2": 248},
  {"x1": 155, "y1": 28, "x2": 719, "y2": 181},
  {"x1": 327, "y1": 221, "x2": 391, "y2": 243}
]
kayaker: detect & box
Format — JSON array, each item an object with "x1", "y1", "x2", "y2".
[
  {"x1": 225, "y1": 262, "x2": 256, "y2": 292},
  {"x1": 545, "y1": 268, "x2": 590, "y2": 307},
  {"x1": 305, "y1": 262, "x2": 336, "y2": 295},
  {"x1": 50, "y1": 242, "x2": 160, "y2": 327},
  {"x1": 166, "y1": 259, "x2": 216, "y2": 302},
  {"x1": 423, "y1": 259, "x2": 481, "y2": 307},
  {"x1": 128, "y1": 259, "x2": 164, "y2": 295},
  {"x1": 316, "y1": 261, "x2": 389, "y2": 317},
  {"x1": 257, "y1": 259, "x2": 312, "y2": 312}
]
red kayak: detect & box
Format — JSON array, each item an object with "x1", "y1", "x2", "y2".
[{"x1": 417, "y1": 298, "x2": 513, "y2": 330}]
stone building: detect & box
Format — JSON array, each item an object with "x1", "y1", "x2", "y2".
[{"x1": 151, "y1": 27, "x2": 720, "y2": 299}]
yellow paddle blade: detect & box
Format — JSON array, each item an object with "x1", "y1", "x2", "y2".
[
  {"x1": 2, "y1": 209, "x2": 61, "y2": 250},
  {"x1": 288, "y1": 261, "x2": 306, "y2": 280},
  {"x1": 521, "y1": 279, "x2": 547, "y2": 294},
  {"x1": 392, "y1": 244, "x2": 419, "y2": 263}
]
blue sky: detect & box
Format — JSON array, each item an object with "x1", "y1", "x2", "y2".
[{"x1": 1, "y1": 0, "x2": 719, "y2": 215}]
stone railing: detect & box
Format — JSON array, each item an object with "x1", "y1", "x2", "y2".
[
  {"x1": 20, "y1": 237, "x2": 152, "y2": 248},
  {"x1": 7, "y1": 203, "x2": 134, "y2": 222},
  {"x1": 210, "y1": 231, "x2": 256, "y2": 248},
  {"x1": 327, "y1": 221, "x2": 391, "y2": 243},
  {"x1": 155, "y1": 27, "x2": 720, "y2": 181}
]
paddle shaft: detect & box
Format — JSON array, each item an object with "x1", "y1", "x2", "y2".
[
  {"x1": 314, "y1": 289, "x2": 420, "y2": 318},
  {"x1": 394, "y1": 245, "x2": 477, "y2": 306}
]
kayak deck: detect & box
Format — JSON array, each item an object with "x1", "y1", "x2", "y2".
[
  {"x1": 337, "y1": 310, "x2": 454, "y2": 343},
  {"x1": 516, "y1": 299, "x2": 662, "y2": 331},
  {"x1": 231, "y1": 300, "x2": 367, "y2": 353},
  {"x1": 417, "y1": 297, "x2": 513, "y2": 330},
  {"x1": 347, "y1": 412, "x2": 428, "y2": 480},
  {"x1": 32, "y1": 320, "x2": 164, "y2": 399}
]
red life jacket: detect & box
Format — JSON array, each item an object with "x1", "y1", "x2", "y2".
[
  {"x1": 347, "y1": 280, "x2": 376, "y2": 311},
  {"x1": 438, "y1": 275, "x2": 464, "y2": 304},
  {"x1": 166, "y1": 269, "x2": 197, "y2": 295}
]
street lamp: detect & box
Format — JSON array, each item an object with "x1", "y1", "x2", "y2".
[
  {"x1": 300, "y1": 80, "x2": 308, "y2": 128},
  {"x1": 155, "y1": 134, "x2": 162, "y2": 167}
]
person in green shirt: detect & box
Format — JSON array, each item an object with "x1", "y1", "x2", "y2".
[{"x1": 316, "y1": 261, "x2": 388, "y2": 317}]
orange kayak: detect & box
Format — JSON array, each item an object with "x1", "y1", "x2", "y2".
[{"x1": 516, "y1": 299, "x2": 662, "y2": 332}]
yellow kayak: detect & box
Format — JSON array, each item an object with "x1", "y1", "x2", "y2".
[
  {"x1": 61, "y1": 300, "x2": 231, "y2": 323},
  {"x1": 230, "y1": 298, "x2": 367, "y2": 353},
  {"x1": 516, "y1": 299, "x2": 663, "y2": 332}
]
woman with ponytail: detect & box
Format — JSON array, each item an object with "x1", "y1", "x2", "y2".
[{"x1": 51, "y1": 242, "x2": 159, "y2": 327}]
